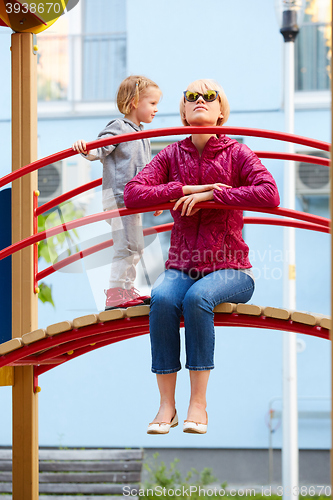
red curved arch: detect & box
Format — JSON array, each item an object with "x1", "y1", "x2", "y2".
[
  {"x1": 35, "y1": 152, "x2": 330, "y2": 217},
  {"x1": 0, "y1": 313, "x2": 329, "y2": 378},
  {"x1": 0, "y1": 204, "x2": 329, "y2": 264},
  {"x1": 35, "y1": 217, "x2": 328, "y2": 283}
]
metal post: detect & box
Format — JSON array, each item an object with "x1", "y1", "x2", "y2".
[
  {"x1": 11, "y1": 32, "x2": 39, "y2": 500},
  {"x1": 282, "y1": 38, "x2": 298, "y2": 500},
  {"x1": 269, "y1": 410, "x2": 274, "y2": 484}
]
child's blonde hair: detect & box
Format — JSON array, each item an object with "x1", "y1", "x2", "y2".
[
  {"x1": 117, "y1": 75, "x2": 161, "y2": 115},
  {"x1": 180, "y1": 79, "x2": 230, "y2": 127}
]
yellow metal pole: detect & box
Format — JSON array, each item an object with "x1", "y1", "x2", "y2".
[
  {"x1": 0, "y1": 367, "x2": 14, "y2": 386},
  {"x1": 11, "y1": 32, "x2": 39, "y2": 500}
]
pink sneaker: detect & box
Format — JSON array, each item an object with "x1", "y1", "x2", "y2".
[
  {"x1": 105, "y1": 287, "x2": 144, "y2": 311},
  {"x1": 126, "y1": 287, "x2": 151, "y2": 305}
]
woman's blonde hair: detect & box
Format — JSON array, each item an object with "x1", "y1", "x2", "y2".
[
  {"x1": 117, "y1": 75, "x2": 161, "y2": 115},
  {"x1": 180, "y1": 79, "x2": 230, "y2": 127}
]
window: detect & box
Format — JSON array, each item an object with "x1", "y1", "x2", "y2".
[
  {"x1": 295, "y1": 0, "x2": 331, "y2": 92},
  {"x1": 37, "y1": 0, "x2": 127, "y2": 113},
  {"x1": 82, "y1": 0, "x2": 126, "y2": 102}
]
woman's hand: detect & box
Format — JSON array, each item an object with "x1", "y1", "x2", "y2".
[
  {"x1": 182, "y1": 183, "x2": 231, "y2": 195},
  {"x1": 173, "y1": 190, "x2": 215, "y2": 216},
  {"x1": 153, "y1": 210, "x2": 163, "y2": 216},
  {"x1": 72, "y1": 139, "x2": 89, "y2": 155},
  {"x1": 174, "y1": 183, "x2": 232, "y2": 216}
]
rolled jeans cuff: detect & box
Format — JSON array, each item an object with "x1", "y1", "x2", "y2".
[
  {"x1": 185, "y1": 365, "x2": 214, "y2": 371},
  {"x1": 151, "y1": 365, "x2": 182, "y2": 375}
]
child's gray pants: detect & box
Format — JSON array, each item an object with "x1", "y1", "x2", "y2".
[{"x1": 108, "y1": 213, "x2": 144, "y2": 289}]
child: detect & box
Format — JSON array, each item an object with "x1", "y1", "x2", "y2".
[{"x1": 72, "y1": 75, "x2": 162, "y2": 310}]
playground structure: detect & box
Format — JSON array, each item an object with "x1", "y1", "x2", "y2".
[
  {"x1": 0, "y1": 24, "x2": 331, "y2": 500},
  {"x1": 0, "y1": 120, "x2": 331, "y2": 498}
]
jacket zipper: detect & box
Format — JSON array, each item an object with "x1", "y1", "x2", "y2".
[{"x1": 189, "y1": 151, "x2": 203, "y2": 274}]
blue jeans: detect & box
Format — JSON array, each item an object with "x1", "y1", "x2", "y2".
[{"x1": 149, "y1": 269, "x2": 255, "y2": 374}]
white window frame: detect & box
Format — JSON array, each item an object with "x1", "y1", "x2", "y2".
[{"x1": 295, "y1": 90, "x2": 331, "y2": 109}]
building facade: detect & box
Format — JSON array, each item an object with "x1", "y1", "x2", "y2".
[{"x1": 0, "y1": 0, "x2": 331, "y2": 468}]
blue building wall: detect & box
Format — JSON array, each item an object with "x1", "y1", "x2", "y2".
[{"x1": 0, "y1": 0, "x2": 330, "y2": 450}]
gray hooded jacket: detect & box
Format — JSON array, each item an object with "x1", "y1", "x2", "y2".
[{"x1": 85, "y1": 118, "x2": 151, "y2": 210}]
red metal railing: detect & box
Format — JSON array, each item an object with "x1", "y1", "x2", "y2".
[
  {"x1": 0, "y1": 127, "x2": 330, "y2": 191},
  {"x1": 35, "y1": 217, "x2": 329, "y2": 282},
  {"x1": 35, "y1": 152, "x2": 329, "y2": 217},
  {"x1": 0, "y1": 125, "x2": 331, "y2": 377},
  {"x1": 0, "y1": 126, "x2": 330, "y2": 288},
  {"x1": 0, "y1": 204, "x2": 330, "y2": 264}
]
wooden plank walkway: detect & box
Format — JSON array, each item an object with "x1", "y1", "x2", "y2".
[{"x1": 0, "y1": 304, "x2": 330, "y2": 375}]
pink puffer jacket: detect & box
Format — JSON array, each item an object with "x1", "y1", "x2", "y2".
[{"x1": 124, "y1": 135, "x2": 280, "y2": 275}]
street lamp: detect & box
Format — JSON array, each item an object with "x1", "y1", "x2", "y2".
[
  {"x1": 275, "y1": 2, "x2": 305, "y2": 500},
  {"x1": 275, "y1": 0, "x2": 306, "y2": 42}
]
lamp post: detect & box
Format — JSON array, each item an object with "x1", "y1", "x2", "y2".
[{"x1": 275, "y1": 2, "x2": 305, "y2": 500}]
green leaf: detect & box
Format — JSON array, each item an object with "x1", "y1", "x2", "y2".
[
  {"x1": 39, "y1": 245, "x2": 51, "y2": 263},
  {"x1": 56, "y1": 232, "x2": 66, "y2": 245},
  {"x1": 38, "y1": 283, "x2": 55, "y2": 307},
  {"x1": 37, "y1": 201, "x2": 86, "y2": 308}
]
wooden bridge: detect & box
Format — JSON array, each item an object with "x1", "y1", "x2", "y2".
[{"x1": 0, "y1": 303, "x2": 330, "y2": 393}]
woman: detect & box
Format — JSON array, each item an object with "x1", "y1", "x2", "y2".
[{"x1": 124, "y1": 79, "x2": 280, "y2": 434}]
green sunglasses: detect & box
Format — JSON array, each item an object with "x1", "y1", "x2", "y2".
[{"x1": 183, "y1": 90, "x2": 219, "y2": 103}]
